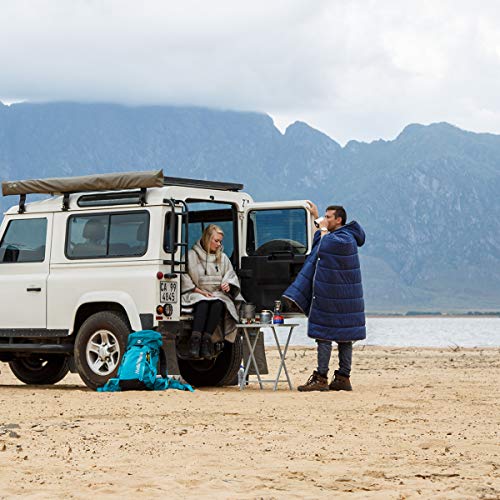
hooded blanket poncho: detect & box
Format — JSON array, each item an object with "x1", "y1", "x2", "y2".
[
  {"x1": 181, "y1": 240, "x2": 244, "y2": 343},
  {"x1": 283, "y1": 221, "x2": 366, "y2": 342}
]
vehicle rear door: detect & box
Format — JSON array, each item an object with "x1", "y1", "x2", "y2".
[{"x1": 240, "y1": 201, "x2": 313, "y2": 311}]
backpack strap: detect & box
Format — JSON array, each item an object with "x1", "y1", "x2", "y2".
[{"x1": 158, "y1": 346, "x2": 168, "y2": 378}]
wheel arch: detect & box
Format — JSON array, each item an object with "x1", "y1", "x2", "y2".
[{"x1": 71, "y1": 292, "x2": 141, "y2": 335}]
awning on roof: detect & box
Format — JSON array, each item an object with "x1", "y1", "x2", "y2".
[{"x1": 2, "y1": 169, "x2": 164, "y2": 196}]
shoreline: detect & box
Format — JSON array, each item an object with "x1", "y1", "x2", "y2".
[
  {"x1": 284, "y1": 345, "x2": 500, "y2": 351},
  {"x1": 367, "y1": 313, "x2": 500, "y2": 318}
]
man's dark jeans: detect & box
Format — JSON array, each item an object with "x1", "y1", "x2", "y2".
[{"x1": 316, "y1": 340, "x2": 352, "y2": 378}]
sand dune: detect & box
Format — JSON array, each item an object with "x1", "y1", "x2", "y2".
[{"x1": 1, "y1": 346, "x2": 499, "y2": 499}]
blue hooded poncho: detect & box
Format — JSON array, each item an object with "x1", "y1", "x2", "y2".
[{"x1": 283, "y1": 221, "x2": 366, "y2": 342}]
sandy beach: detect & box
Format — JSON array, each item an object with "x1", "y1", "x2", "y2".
[{"x1": 0, "y1": 346, "x2": 499, "y2": 499}]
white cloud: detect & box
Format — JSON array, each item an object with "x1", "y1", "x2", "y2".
[{"x1": 1, "y1": 0, "x2": 500, "y2": 144}]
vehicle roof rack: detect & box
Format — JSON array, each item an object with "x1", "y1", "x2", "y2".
[
  {"x1": 2, "y1": 170, "x2": 244, "y2": 213},
  {"x1": 163, "y1": 176, "x2": 243, "y2": 192}
]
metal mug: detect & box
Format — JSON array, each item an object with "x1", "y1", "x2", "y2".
[
  {"x1": 314, "y1": 216, "x2": 325, "y2": 228},
  {"x1": 241, "y1": 303, "x2": 256, "y2": 322},
  {"x1": 259, "y1": 310, "x2": 273, "y2": 324}
]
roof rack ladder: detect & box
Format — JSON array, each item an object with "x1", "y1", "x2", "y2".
[
  {"x1": 163, "y1": 198, "x2": 189, "y2": 277},
  {"x1": 176, "y1": 199, "x2": 189, "y2": 275}
]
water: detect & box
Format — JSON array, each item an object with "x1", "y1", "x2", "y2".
[{"x1": 263, "y1": 317, "x2": 500, "y2": 348}]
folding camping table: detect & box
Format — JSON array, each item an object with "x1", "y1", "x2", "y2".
[{"x1": 236, "y1": 323, "x2": 298, "y2": 391}]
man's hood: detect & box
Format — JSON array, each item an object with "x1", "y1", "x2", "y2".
[{"x1": 341, "y1": 221, "x2": 365, "y2": 247}]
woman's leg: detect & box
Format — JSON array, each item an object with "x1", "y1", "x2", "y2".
[
  {"x1": 201, "y1": 300, "x2": 225, "y2": 358},
  {"x1": 203, "y1": 300, "x2": 225, "y2": 335},
  {"x1": 190, "y1": 301, "x2": 210, "y2": 357},
  {"x1": 192, "y1": 300, "x2": 210, "y2": 333}
]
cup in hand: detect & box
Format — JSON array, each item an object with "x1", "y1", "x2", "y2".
[{"x1": 314, "y1": 216, "x2": 325, "y2": 228}]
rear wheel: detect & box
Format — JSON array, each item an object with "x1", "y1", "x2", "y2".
[
  {"x1": 9, "y1": 355, "x2": 69, "y2": 385},
  {"x1": 74, "y1": 311, "x2": 130, "y2": 390},
  {"x1": 178, "y1": 334, "x2": 243, "y2": 387}
]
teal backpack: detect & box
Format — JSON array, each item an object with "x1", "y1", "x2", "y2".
[{"x1": 97, "y1": 330, "x2": 193, "y2": 392}]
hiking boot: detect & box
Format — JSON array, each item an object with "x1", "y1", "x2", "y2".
[
  {"x1": 188, "y1": 331, "x2": 202, "y2": 358},
  {"x1": 329, "y1": 371, "x2": 352, "y2": 391},
  {"x1": 200, "y1": 333, "x2": 214, "y2": 358},
  {"x1": 297, "y1": 370, "x2": 329, "y2": 392}
]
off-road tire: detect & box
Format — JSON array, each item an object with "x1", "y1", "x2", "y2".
[
  {"x1": 178, "y1": 334, "x2": 243, "y2": 387},
  {"x1": 74, "y1": 311, "x2": 130, "y2": 390},
  {"x1": 9, "y1": 355, "x2": 70, "y2": 385}
]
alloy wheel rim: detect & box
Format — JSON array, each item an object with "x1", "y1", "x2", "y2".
[{"x1": 86, "y1": 330, "x2": 121, "y2": 376}]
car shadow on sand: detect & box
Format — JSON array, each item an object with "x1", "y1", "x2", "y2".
[{"x1": 0, "y1": 383, "x2": 89, "y2": 391}]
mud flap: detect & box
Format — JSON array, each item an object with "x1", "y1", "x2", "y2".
[
  {"x1": 242, "y1": 328, "x2": 269, "y2": 375},
  {"x1": 160, "y1": 329, "x2": 181, "y2": 375}
]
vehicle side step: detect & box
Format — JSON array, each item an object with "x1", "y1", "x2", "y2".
[{"x1": 0, "y1": 344, "x2": 73, "y2": 354}]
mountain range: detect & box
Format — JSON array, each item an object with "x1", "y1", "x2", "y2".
[{"x1": 1, "y1": 101, "x2": 499, "y2": 312}]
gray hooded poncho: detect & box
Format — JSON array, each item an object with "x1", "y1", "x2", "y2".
[{"x1": 181, "y1": 240, "x2": 244, "y2": 343}]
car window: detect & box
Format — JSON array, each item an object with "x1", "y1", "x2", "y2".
[
  {"x1": 109, "y1": 212, "x2": 149, "y2": 256},
  {"x1": 163, "y1": 212, "x2": 177, "y2": 253},
  {"x1": 66, "y1": 211, "x2": 149, "y2": 259},
  {"x1": 247, "y1": 208, "x2": 307, "y2": 256},
  {"x1": 184, "y1": 201, "x2": 235, "y2": 261},
  {"x1": 0, "y1": 218, "x2": 47, "y2": 263}
]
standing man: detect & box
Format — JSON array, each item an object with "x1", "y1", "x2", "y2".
[{"x1": 283, "y1": 202, "x2": 366, "y2": 391}]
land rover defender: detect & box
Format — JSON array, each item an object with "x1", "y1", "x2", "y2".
[{"x1": 0, "y1": 170, "x2": 312, "y2": 389}]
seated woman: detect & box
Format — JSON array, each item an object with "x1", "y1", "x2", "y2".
[{"x1": 181, "y1": 224, "x2": 243, "y2": 358}]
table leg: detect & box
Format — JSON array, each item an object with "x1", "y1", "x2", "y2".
[
  {"x1": 272, "y1": 326, "x2": 295, "y2": 390},
  {"x1": 240, "y1": 327, "x2": 263, "y2": 390}
]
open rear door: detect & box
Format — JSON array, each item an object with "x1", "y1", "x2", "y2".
[{"x1": 239, "y1": 201, "x2": 313, "y2": 311}]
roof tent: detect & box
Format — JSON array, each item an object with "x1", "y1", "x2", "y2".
[
  {"x1": 2, "y1": 169, "x2": 164, "y2": 196},
  {"x1": 2, "y1": 169, "x2": 164, "y2": 213}
]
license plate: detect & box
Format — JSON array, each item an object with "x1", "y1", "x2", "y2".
[{"x1": 159, "y1": 281, "x2": 178, "y2": 303}]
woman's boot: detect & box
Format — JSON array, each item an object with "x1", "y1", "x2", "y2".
[
  {"x1": 200, "y1": 332, "x2": 213, "y2": 358},
  {"x1": 189, "y1": 331, "x2": 202, "y2": 358}
]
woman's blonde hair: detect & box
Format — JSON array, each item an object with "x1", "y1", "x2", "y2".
[{"x1": 201, "y1": 224, "x2": 224, "y2": 263}]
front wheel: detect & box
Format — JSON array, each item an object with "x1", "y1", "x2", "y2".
[
  {"x1": 178, "y1": 334, "x2": 243, "y2": 387},
  {"x1": 74, "y1": 311, "x2": 130, "y2": 390},
  {"x1": 9, "y1": 355, "x2": 69, "y2": 385}
]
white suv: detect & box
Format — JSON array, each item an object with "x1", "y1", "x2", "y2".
[{"x1": 0, "y1": 170, "x2": 312, "y2": 389}]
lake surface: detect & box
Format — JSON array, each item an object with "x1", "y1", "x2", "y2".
[{"x1": 263, "y1": 317, "x2": 500, "y2": 347}]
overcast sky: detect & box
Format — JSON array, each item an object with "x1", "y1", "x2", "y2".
[{"x1": 1, "y1": 0, "x2": 500, "y2": 144}]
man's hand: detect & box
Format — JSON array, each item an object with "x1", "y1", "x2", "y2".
[
  {"x1": 306, "y1": 200, "x2": 319, "y2": 219},
  {"x1": 318, "y1": 219, "x2": 329, "y2": 237},
  {"x1": 221, "y1": 282, "x2": 231, "y2": 293}
]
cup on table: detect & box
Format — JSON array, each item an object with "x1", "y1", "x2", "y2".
[{"x1": 260, "y1": 310, "x2": 273, "y2": 324}]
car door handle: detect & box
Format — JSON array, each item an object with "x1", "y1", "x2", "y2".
[{"x1": 26, "y1": 287, "x2": 42, "y2": 292}]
